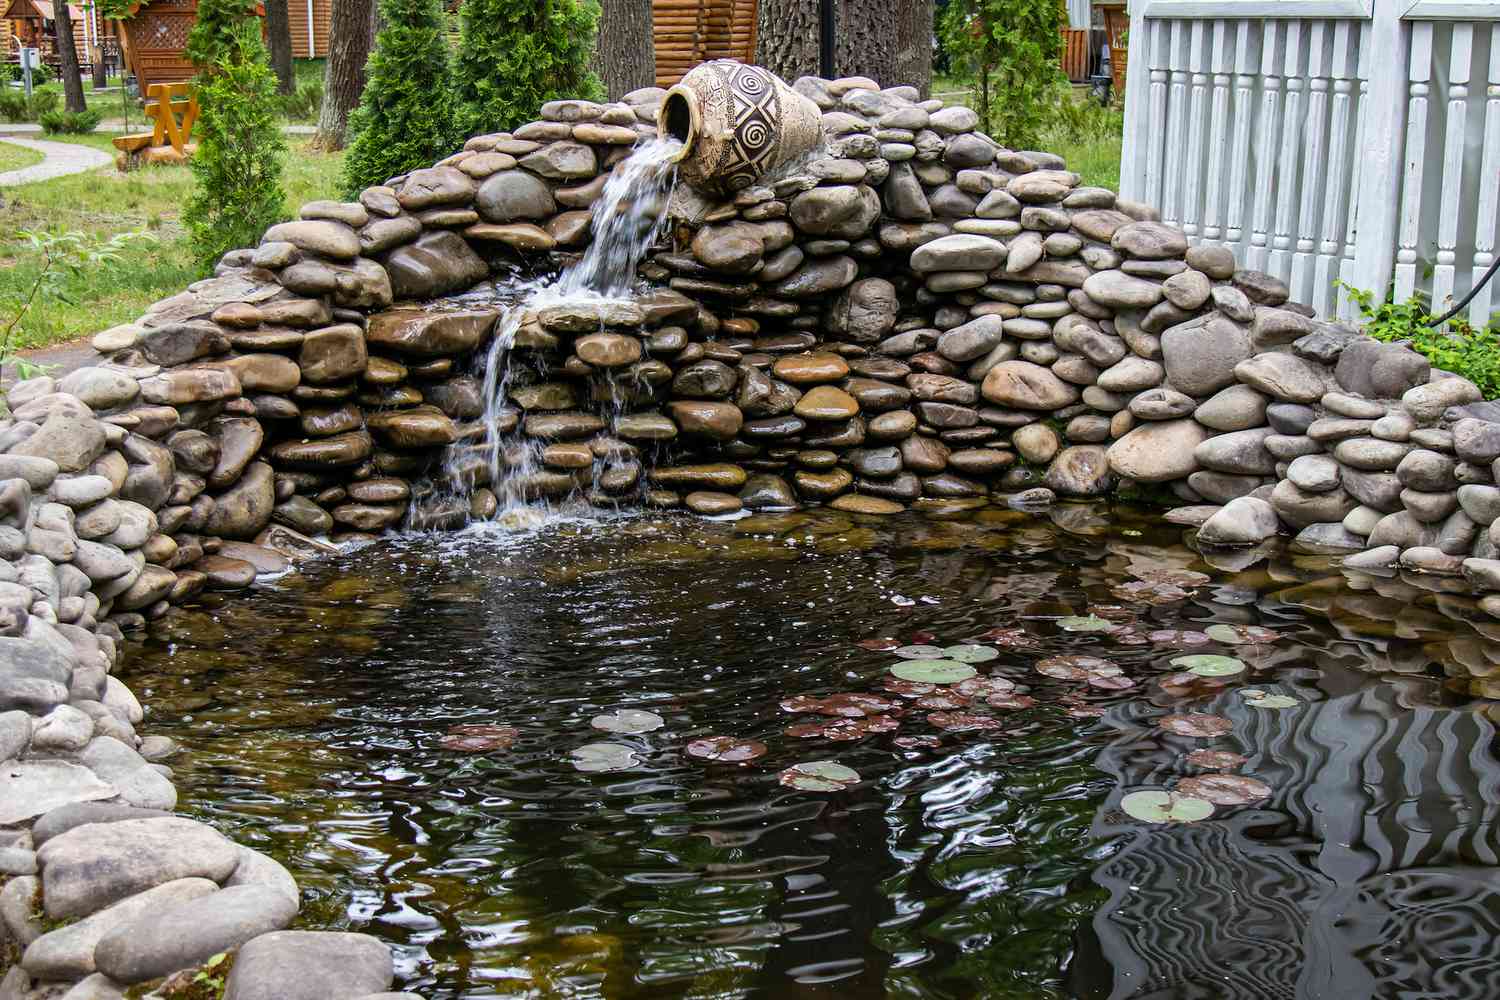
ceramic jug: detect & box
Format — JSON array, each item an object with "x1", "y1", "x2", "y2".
[{"x1": 657, "y1": 60, "x2": 823, "y2": 198}]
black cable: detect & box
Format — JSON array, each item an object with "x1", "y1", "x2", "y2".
[
  {"x1": 819, "y1": 0, "x2": 835, "y2": 79},
  {"x1": 1429, "y1": 253, "x2": 1500, "y2": 327}
]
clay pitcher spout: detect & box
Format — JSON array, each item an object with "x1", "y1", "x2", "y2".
[{"x1": 658, "y1": 60, "x2": 823, "y2": 198}]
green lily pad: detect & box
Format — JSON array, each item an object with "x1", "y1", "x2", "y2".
[
  {"x1": 1244, "y1": 692, "x2": 1298, "y2": 709},
  {"x1": 943, "y1": 644, "x2": 999, "y2": 663},
  {"x1": 1059, "y1": 615, "x2": 1113, "y2": 632},
  {"x1": 1171, "y1": 654, "x2": 1245, "y2": 677},
  {"x1": 890, "y1": 659, "x2": 977, "y2": 684},
  {"x1": 778, "y1": 760, "x2": 860, "y2": 792},
  {"x1": 571, "y1": 743, "x2": 639, "y2": 772},
  {"x1": 1205, "y1": 623, "x2": 1280, "y2": 644},
  {"x1": 591, "y1": 709, "x2": 665, "y2": 734},
  {"x1": 1120, "y1": 789, "x2": 1215, "y2": 823},
  {"x1": 893, "y1": 644, "x2": 946, "y2": 659}
]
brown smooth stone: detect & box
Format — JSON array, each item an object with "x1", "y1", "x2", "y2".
[
  {"x1": 195, "y1": 554, "x2": 257, "y2": 590},
  {"x1": 543, "y1": 443, "x2": 595, "y2": 469},
  {"x1": 214, "y1": 541, "x2": 290, "y2": 574},
  {"x1": 649, "y1": 463, "x2": 748, "y2": 489},
  {"x1": 947, "y1": 448, "x2": 1015, "y2": 476},
  {"x1": 667, "y1": 400, "x2": 743, "y2": 440},
  {"x1": 796, "y1": 449, "x2": 839, "y2": 469},
  {"x1": 868, "y1": 410, "x2": 918, "y2": 440},
  {"x1": 212, "y1": 302, "x2": 262, "y2": 329},
  {"x1": 524, "y1": 412, "x2": 607, "y2": 439},
  {"x1": 793, "y1": 468, "x2": 854, "y2": 499},
  {"x1": 464, "y1": 222, "x2": 557, "y2": 251},
  {"x1": 301, "y1": 402, "x2": 363, "y2": 438},
  {"x1": 363, "y1": 356, "x2": 409, "y2": 385},
  {"x1": 684, "y1": 491, "x2": 743, "y2": 515},
  {"x1": 366, "y1": 407, "x2": 458, "y2": 448},
  {"x1": 332, "y1": 502, "x2": 407, "y2": 531},
  {"x1": 773, "y1": 352, "x2": 850, "y2": 384},
  {"x1": 346, "y1": 477, "x2": 411, "y2": 503},
  {"x1": 576, "y1": 333, "x2": 643, "y2": 368},
  {"x1": 829, "y1": 494, "x2": 904, "y2": 514},
  {"x1": 269, "y1": 430, "x2": 374, "y2": 468},
  {"x1": 793, "y1": 385, "x2": 859, "y2": 421}
]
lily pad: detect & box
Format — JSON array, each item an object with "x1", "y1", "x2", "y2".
[
  {"x1": 439, "y1": 723, "x2": 519, "y2": 753},
  {"x1": 1087, "y1": 672, "x2": 1136, "y2": 691},
  {"x1": 1058, "y1": 615, "x2": 1113, "y2": 632},
  {"x1": 1066, "y1": 704, "x2": 1107, "y2": 719},
  {"x1": 1157, "y1": 671, "x2": 1236, "y2": 697},
  {"x1": 572, "y1": 743, "x2": 639, "y2": 772},
  {"x1": 685, "y1": 737, "x2": 768, "y2": 763},
  {"x1": 778, "y1": 760, "x2": 860, "y2": 792},
  {"x1": 1184, "y1": 749, "x2": 1247, "y2": 770},
  {"x1": 1156, "y1": 713, "x2": 1234, "y2": 738},
  {"x1": 894, "y1": 644, "x2": 946, "y2": 659},
  {"x1": 1176, "y1": 774, "x2": 1271, "y2": 805},
  {"x1": 1243, "y1": 691, "x2": 1298, "y2": 709},
  {"x1": 894, "y1": 735, "x2": 942, "y2": 750},
  {"x1": 591, "y1": 709, "x2": 665, "y2": 734},
  {"x1": 856, "y1": 638, "x2": 901, "y2": 651},
  {"x1": 1171, "y1": 654, "x2": 1245, "y2": 677},
  {"x1": 926, "y1": 711, "x2": 1003, "y2": 732},
  {"x1": 954, "y1": 675, "x2": 1016, "y2": 698},
  {"x1": 1133, "y1": 567, "x2": 1211, "y2": 588},
  {"x1": 978, "y1": 627, "x2": 1036, "y2": 646},
  {"x1": 1148, "y1": 629, "x2": 1211, "y2": 647},
  {"x1": 1111, "y1": 580, "x2": 1192, "y2": 605},
  {"x1": 1205, "y1": 623, "x2": 1280, "y2": 645},
  {"x1": 890, "y1": 659, "x2": 977, "y2": 684},
  {"x1": 943, "y1": 644, "x2": 999, "y2": 663},
  {"x1": 986, "y1": 692, "x2": 1037, "y2": 710},
  {"x1": 914, "y1": 692, "x2": 969, "y2": 711},
  {"x1": 883, "y1": 677, "x2": 936, "y2": 698},
  {"x1": 780, "y1": 693, "x2": 897, "y2": 717},
  {"x1": 787, "y1": 716, "x2": 899, "y2": 741},
  {"x1": 1120, "y1": 789, "x2": 1214, "y2": 823}
]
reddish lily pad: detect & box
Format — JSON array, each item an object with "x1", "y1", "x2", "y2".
[
  {"x1": 856, "y1": 638, "x2": 901, "y2": 651},
  {"x1": 439, "y1": 724, "x2": 519, "y2": 752},
  {"x1": 883, "y1": 677, "x2": 936, "y2": 698},
  {"x1": 780, "y1": 693, "x2": 898, "y2": 717},
  {"x1": 779, "y1": 760, "x2": 860, "y2": 791},
  {"x1": 1184, "y1": 749, "x2": 1248, "y2": 770},
  {"x1": 987, "y1": 692, "x2": 1037, "y2": 709},
  {"x1": 893, "y1": 735, "x2": 942, "y2": 750},
  {"x1": 1156, "y1": 671, "x2": 1236, "y2": 697},
  {"x1": 686, "y1": 737, "x2": 768, "y2": 763},
  {"x1": 1205, "y1": 623, "x2": 1280, "y2": 645},
  {"x1": 910, "y1": 631, "x2": 937, "y2": 644},
  {"x1": 1066, "y1": 704, "x2": 1107, "y2": 719},
  {"x1": 1176, "y1": 774, "x2": 1271, "y2": 805},
  {"x1": 1156, "y1": 713, "x2": 1234, "y2": 738},
  {"x1": 1149, "y1": 629, "x2": 1211, "y2": 647},
  {"x1": 787, "y1": 716, "x2": 899, "y2": 741},
  {"x1": 914, "y1": 692, "x2": 970, "y2": 710},
  {"x1": 1087, "y1": 672, "x2": 1137, "y2": 690},
  {"x1": 954, "y1": 676, "x2": 1016, "y2": 698},
  {"x1": 978, "y1": 627, "x2": 1037, "y2": 647},
  {"x1": 1111, "y1": 580, "x2": 1192, "y2": 605},
  {"x1": 927, "y1": 711, "x2": 1003, "y2": 732}
]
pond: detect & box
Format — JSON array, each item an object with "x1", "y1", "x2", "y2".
[{"x1": 120, "y1": 503, "x2": 1500, "y2": 999}]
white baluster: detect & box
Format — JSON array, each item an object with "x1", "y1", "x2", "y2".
[
  {"x1": 1272, "y1": 21, "x2": 1306, "y2": 285},
  {"x1": 1202, "y1": 20, "x2": 1232, "y2": 244},
  {"x1": 1164, "y1": 20, "x2": 1190, "y2": 226},
  {"x1": 1432, "y1": 23, "x2": 1473, "y2": 316},
  {"x1": 1294, "y1": 21, "x2": 1331, "y2": 308},
  {"x1": 1471, "y1": 23, "x2": 1500, "y2": 327},
  {"x1": 1395, "y1": 22, "x2": 1433, "y2": 304},
  {"x1": 1146, "y1": 21, "x2": 1170, "y2": 210},
  {"x1": 1339, "y1": 19, "x2": 1373, "y2": 320},
  {"x1": 1183, "y1": 20, "x2": 1209, "y2": 238},
  {"x1": 1226, "y1": 20, "x2": 1255, "y2": 249},
  {"x1": 1319, "y1": 21, "x2": 1358, "y2": 317},
  {"x1": 1249, "y1": 20, "x2": 1283, "y2": 273}
]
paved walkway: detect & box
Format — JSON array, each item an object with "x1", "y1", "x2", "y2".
[
  {"x1": 0, "y1": 123, "x2": 317, "y2": 136},
  {"x1": 0, "y1": 136, "x2": 113, "y2": 187}
]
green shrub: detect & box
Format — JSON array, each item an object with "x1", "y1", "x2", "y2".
[
  {"x1": 181, "y1": 0, "x2": 287, "y2": 270},
  {"x1": 39, "y1": 108, "x2": 102, "y2": 134},
  {"x1": 452, "y1": 0, "x2": 603, "y2": 138},
  {"x1": 5, "y1": 62, "x2": 51, "y2": 86},
  {"x1": 0, "y1": 85, "x2": 60, "y2": 123},
  {"x1": 278, "y1": 76, "x2": 323, "y2": 121},
  {"x1": 939, "y1": 0, "x2": 1066, "y2": 148},
  {"x1": 1340, "y1": 281, "x2": 1500, "y2": 398},
  {"x1": 341, "y1": 0, "x2": 458, "y2": 196}
]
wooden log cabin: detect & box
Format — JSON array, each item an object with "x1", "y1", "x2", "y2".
[
  {"x1": 2, "y1": 0, "x2": 121, "y2": 75},
  {"x1": 286, "y1": 0, "x2": 328, "y2": 58},
  {"x1": 651, "y1": 0, "x2": 756, "y2": 88}
]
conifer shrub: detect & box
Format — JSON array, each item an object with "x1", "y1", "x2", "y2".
[
  {"x1": 452, "y1": 0, "x2": 603, "y2": 138},
  {"x1": 341, "y1": 0, "x2": 459, "y2": 196},
  {"x1": 181, "y1": 0, "x2": 287, "y2": 270}
]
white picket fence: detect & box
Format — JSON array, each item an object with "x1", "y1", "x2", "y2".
[{"x1": 1119, "y1": 0, "x2": 1500, "y2": 326}]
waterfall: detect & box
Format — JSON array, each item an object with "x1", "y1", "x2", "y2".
[{"x1": 439, "y1": 137, "x2": 683, "y2": 525}]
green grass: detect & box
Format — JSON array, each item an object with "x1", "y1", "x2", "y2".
[
  {"x1": 1037, "y1": 127, "x2": 1122, "y2": 191},
  {"x1": 0, "y1": 140, "x2": 44, "y2": 172},
  {"x1": 0, "y1": 136, "x2": 344, "y2": 350}
]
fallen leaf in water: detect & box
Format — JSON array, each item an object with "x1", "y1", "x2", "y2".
[
  {"x1": 779, "y1": 760, "x2": 860, "y2": 791},
  {"x1": 927, "y1": 711, "x2": 1003, "y2": 732},
  {"x1": 890, "y1": 659, "x2": 977, "y2": 684},
  {"x1": 439, "y1": 724, "x2": 519, "y2": 753},
  {"x1": 686, "y1": 737, "x2": 768, "y2": 763},
  {"x1": 1121, "y1": 789, "x2": 1214, "y2": 823},
  {"x1": 572, "y1": 743, "x2": 639, "y2": 772},
  {"x1": 1176, "y1": 773, "x2": 1271, "y2": 805},
  {"x1": 1184, "y1": 749, "x2": 1247, "y2": 769},
  {"x1": 856, "y1": 638, "x2": 901, "y2": 651},
  {"x1": 1156, "y1": 713, "x2": 1234, "y2": 738},
  {"x1": 591, "y1": 709, "x2": 665, "y2": 734}
]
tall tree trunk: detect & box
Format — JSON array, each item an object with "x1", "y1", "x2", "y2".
[
  {"x1": 312, "y1": 0, "x2": 375, "y2": 150},
  {"x1": 833, "y1": 0, "x2": 898, "y2": 83},
  {"x1": 264, "y1": 0, "x2": 295, "y2": 95},
  {"x1": 755, "y1": 0, "x2": 819, "y2": 82},
  {"x1": 592, "y1": 0, "x2": 654, "y2": 99},
  {"x1": 891, "y1": 0, "x2": 933, "y2": 95},
  {"x1": 53, "y1": 4, "x2": 86, "y2": 113}
]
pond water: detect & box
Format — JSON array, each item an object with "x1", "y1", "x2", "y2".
[{"x1": 121, "y1": 503, "x2": 1500, "y2": 999}]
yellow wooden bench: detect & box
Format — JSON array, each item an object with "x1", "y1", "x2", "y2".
[{"x1": 112, "y1": 82, "x2": 198, "y2": 157}]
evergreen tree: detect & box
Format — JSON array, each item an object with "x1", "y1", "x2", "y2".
[
  {"x1": 341, "y1": 0, "x2": 458, "y2": 196},
  {"x1": 182, "y1": 0, "x2": 287, "y2": 270},
  {"x1": 452, "y1": 0, "x2": 603, "y2": 138}
]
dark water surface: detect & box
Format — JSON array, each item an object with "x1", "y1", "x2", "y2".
[{"x1": 121, "y1": 503, "x2": 1500, "y2": 999}]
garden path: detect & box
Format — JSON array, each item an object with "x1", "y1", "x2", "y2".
[{"x1": 0, "y1": 137, "x2": 112, "y2": 186}]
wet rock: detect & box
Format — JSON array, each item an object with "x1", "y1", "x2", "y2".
[
  {"x1": 366, "y1": 308, "x2": 496, "y2": 357},
  {"x1": 96, "y1": 884, "x2": 299, "y2": 985},
  {"x1": 1197, "y1": 496, "x2": 1279, "y2": 546},
  {"x1": 1043, "y1": 445, "x2": 1112, "y2": 496},
  {"x1": 1194, "y1": 427, "x2": 1276, "y2": 476},
  {"x1": 21, "y1": 877, "x2": 218, "y2": 981},
  {"x1": 667, "y1": 401, "x2": 743, "y2": 440},
  {"x1": 826, "y1": 278, "x2": 898, "y2": 342},
  {"x1": 981, "y1": 361, "x2": 1079, "y2": 410},
  {"x1": 223, "y1": 931, "x2": 393, "y2": 1000},
  {"x1": 476, "y1": 171, "x2": 557, "y2": 222},
  {"x1": 1107, "y1": 420, "x2": 1211, "y2": 482},
  {"x1": 380, "y1": 231, "x2": 487, "y2": 300}
]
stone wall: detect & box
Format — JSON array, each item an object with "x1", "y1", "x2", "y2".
[{"x1": 7, "y1": 67, "x2": 1500, "y2": 999}]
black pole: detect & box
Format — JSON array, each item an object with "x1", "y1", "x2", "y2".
[{"x1": 819, "y1": 0, "x2": 835, "y2": 78}]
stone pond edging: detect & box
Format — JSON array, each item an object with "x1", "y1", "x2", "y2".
[{"x1": 7, "y1": 67, "x2": 1500, "y2": 999}]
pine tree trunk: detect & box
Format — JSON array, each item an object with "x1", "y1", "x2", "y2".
[
  {"x1": 891, "y1": 0, "x2": 933, "y2": 95},
  {"x1": 52, "y1": 3, "x2": 86, "y2": 113},
  {"x1": 313, "y1": 0, "x2": 375, "y2": 150},
  {"x1": 592, "y1": 0, "x2": 654, "y2": 99},
  {"x1": 833, "y1": 0, "x2": 898, "y2": 83},
  {"x1": 755, "y1": 0, "x2": 820, "y2": 82},
  {"x1": 264, "y1": 0, "x2": 295, "y2": 95}
]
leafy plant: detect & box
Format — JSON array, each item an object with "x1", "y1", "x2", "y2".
[
  {"x1": 0, "y1": 85, "x2": 61, "y2": 123},
  {"x1": 451, "y1": 0, "x2": 603, "y2": 138},
  {"x1": 181, "y1": 0, "x2": 287, "y2": 270},
  {"x1": 39, "y1": 107, "x2": 103, "y2": 134},
  {"x1": 341, "y1": 0, "x2": 459, "y2": 196},
  {"x1": 938, "y1": 0, "x2": 1066, "y2": 147},
  {"x1": 1338, "y1": 281, "x2": 1500, "y2": 398},
  {"x1": 278, "y1": 76, "x2": 323, "y2": 121},
  {"x1": 0, "y1": 229, "x2": 158, "y2": 386}
]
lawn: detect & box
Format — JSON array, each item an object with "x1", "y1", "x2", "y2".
[
  {"x1": 0, "y1": 140, "x2": 44, "y2": 173},
  {"x1": 0, "y1": 134, "x2": 344, "y2": 351}
]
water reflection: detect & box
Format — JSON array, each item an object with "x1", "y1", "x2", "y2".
[{"x1": 124, "y1": 503, "x2": 1500, "y2": 999}]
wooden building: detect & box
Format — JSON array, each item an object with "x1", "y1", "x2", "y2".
[
  {"x1": 651, "y1": 0, "x2": 756, "y2": 88},
  {"x1": 2, "y1": 0, "x2": 120, "y2": 74},
  {"x1": 286, "y1": 0, "x2": 328, "y2": 58}
]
